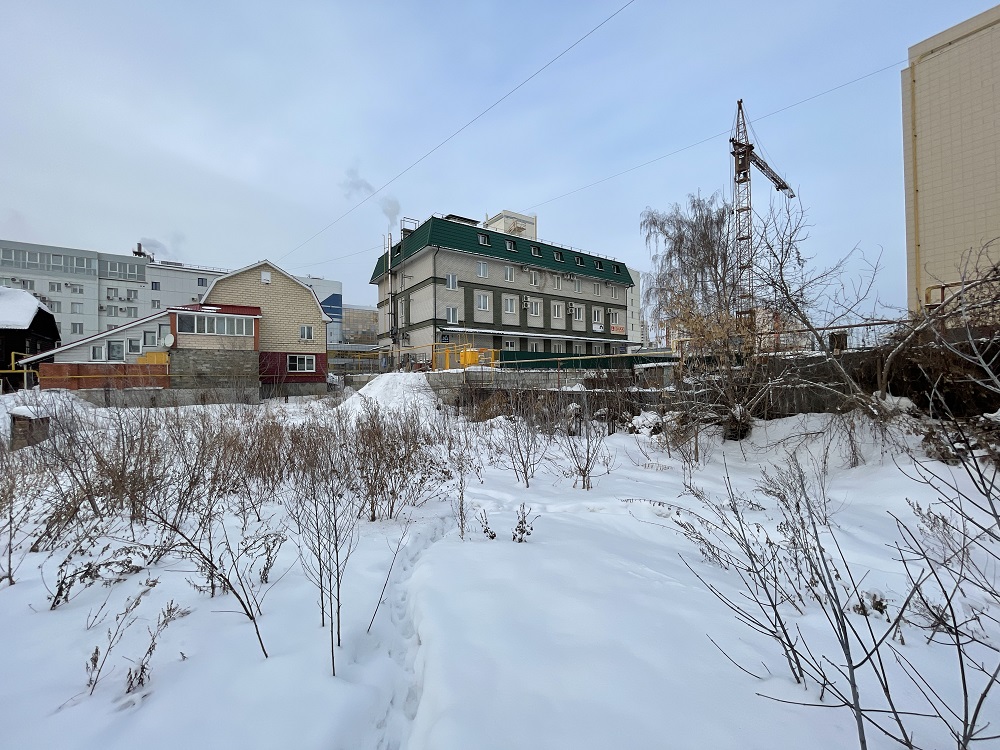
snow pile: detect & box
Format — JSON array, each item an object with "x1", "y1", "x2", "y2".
[{"x1": 338, "y1": 372, "x2": 438, "y2": 417}]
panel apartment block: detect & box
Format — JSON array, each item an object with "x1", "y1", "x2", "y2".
[{"x1": 903, "y1": 5, "x2": 1000, "y2": 310}]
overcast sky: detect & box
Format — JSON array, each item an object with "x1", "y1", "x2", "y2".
[{"x1": 0, "y1": 1, "x2": 994, "y2": 307}]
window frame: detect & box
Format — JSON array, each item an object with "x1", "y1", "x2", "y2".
[
  {"x1": 505, "y1": 265, "x2": 514, "y2": 282},
  {"x1": 300, "y1": 325, "x2": 314, "y2": 340},
  {"x1": 446, "y1": 306, "x2": 459, "y2": 324},
  {"x1": 477, "y1": 233, "x2": 491, "y2": 246},
  {"x1": 529, "y1": 300, "x2": 541, "y2": 317},
  {"x1": 477, "y1": 261, "x2": 488, "y2": 278},
  {"x1": 503, "y1": 296, "x2": 516, "y2": 315},
  {"x1": 476, "y1": 292, "x2": 490, "y2": 311},
  {"x1": 445, "y1": 273, "x2": 458, "y2": 290},
  {"x1": 287, "y1": 354, "x2": 316, "y2": 373},
  {"x1": 505, "y1": 239, "x2": 516, "y2": 252}
]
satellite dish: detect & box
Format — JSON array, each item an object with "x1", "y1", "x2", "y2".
[{"x1": 162, "y1": 333, "x2": 175, "y2": 347}]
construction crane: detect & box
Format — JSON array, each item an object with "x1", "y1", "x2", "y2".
[{"x1": 730, "y1": 99, "x2": 794, "y2": 326}]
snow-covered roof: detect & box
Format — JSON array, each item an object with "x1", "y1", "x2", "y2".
[{"x1": 0, "y1": 286, "x2": 51, "y2": 329}]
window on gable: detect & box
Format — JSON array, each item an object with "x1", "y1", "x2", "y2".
[
  {"x1": 553, "y1": 251, "x2": 564, "y2": 262},
  {"x1": 575, "y1": 256, "x2": 584, "y2": 267},
  {"x1": 594, "y1": 260, "x2": 604, "y2": 271},
  {"x1": 300, "y1": 325, "x2": 314, "y2": 340},
  {"x1": 506, "y1": 239, "x2": 516, "y2": 252},
  {"x1": 107, "y1": 340, "x2": 125, "y2": 361},
  {"x1": 478, "y1": 233, "x2": 490, "y2": 246},
  {"x1": 612, "y1": 264, "x2": 621, "y2": 274},
  {"x1": 91, "y1": 345, "x2": 105, "y2": 361},
  {"x1": 531, "y1": 246, "x2": 541, "y2": 257}
]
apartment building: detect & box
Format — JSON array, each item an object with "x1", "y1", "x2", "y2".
[
  {"x1": 903, "y1": 5, "x2": 1000, "y2": 310},
  {"x1": 0, "y1": 239, "x2": 344, "y2": 344},
  {"x1": 370, "y1": 211, "x2": 641, "y2": 356}
]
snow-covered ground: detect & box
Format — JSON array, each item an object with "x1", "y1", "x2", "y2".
[{"x1": 0, "y1": 375, "x2": 994, "y2": 749}]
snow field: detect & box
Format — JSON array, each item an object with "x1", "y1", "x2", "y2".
[{"x1": 0, "y1": 375, "x2": 995, "y2": 749}]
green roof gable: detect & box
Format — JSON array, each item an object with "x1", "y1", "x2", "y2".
[{"x1": 369, "y1": 216, "x2": 636, "y2": 286}]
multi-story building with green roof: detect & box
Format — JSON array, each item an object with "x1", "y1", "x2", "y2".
[{"x1": 369, "y1": 211, "x2": 642, "y2": 358}]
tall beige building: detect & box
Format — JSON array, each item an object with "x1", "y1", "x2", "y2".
[{"x1": 902, "y1": 5, "x2": 1000, "y2": 311}]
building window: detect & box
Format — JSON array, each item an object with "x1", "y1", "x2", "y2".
[
  {"x1": 594, "y1": 260, "x2": 604, "y2": 271},
  {"x1": 48, "y1": 301, "x2": 62, "y2": 313},
  {"x1": 126, "y1": 289, "x2": 138, "y2": 300},
  {"x1": 529, "y1": 300, "x2": 540, "y2": 317},
  {"x1": 70, "y1": 284, "x2": 84, "y2": 294},
  {"x1": 552, "y1": 275, "x2": 562, "y2": 290},
  {"x1": 151, "y1": 299, "x2": 161, "y2": 309},
  {"x1": 287, "y1": 354, "x2": 316, "y2": 372},
  {"x1": 106, "y1": 287, "x2": 119, "y2": 299},
  {"x1": 593, "y1": 307, "x2": 603, "y2": 324},
  {"x1": 445, "y1": 273, "x2": 458, "y2": 290},
  {"x1": 49, "y1": 282, "x2": 61, "y2": 292},
  {"x1": 575, "y1": 256, "x2": 584, "y2": 267},
  {"x1": 504, "y1": 296, "x2": 516, "y2": 314},
  {"x1": 531, "y1": 246, "x2": 541, "y2": 257},
  {"x1": 107, "y1": 306, "x2": 119, "y2": 317},
  {"x1": 477, "y1": 261, "x2": 488, "y2": 278},
  {"x1": 506, "y1": 239, "x2": 516, "y2": 252},
  {"x1": 478, "y1": 233, "x2": 490, "y2": 246},
  {"x1": 446, "y1": 306, "x2": 458, "y2": 324},
  {"x1": 610, "y1": 285, "x2": 619, "y2": 299},
  {"x1": 594, "y1": 283, "x2": 601, "y2": 296},
  {"x1": 72, "y1": 322, "x2": 84, "y2": 335},
  {"x1": 593, "y1": 343, "x2": 605, "y2": 355},
  {"x1": 612, "y1": 264, "x2": 621, "y2": 274},
  {"x1": 151, "y1": 281, "x2": 161, "y2": 290},
  {"x1": 573, "y1": 305, "x2": 584, "y2": 322},
  {"x1": 197, "y1": 277, "x2": 208, "y2": 287},
  {"x1": 476, "y1": 292, "x2": 490, "y2": 311},
  {"x1": 529, "y1": 270, "x2": 539, "y2": 286},
  {"x1": 261, "y1": 271, "x2": 271, "y2": 284},
  {"x1": 609, "y1": 311, "x2": 620, "y2": 325},
  {"x1": 553, "y1": 251, "x2": 564, "y2": 262},
  {"x1": 529, "y1": 341, "x2": 543, "y2": 353},
  {"x1": 176, "y1": 313, "x2": 254, "y2": 336},
  {"x1": 573, "y1": 343, "x2": 586, "y2": 355},
  {"x1": 126, "y1": 306, "x2": 138, "y2": 318},
  {"x1": 71, "y1": 302, "x2": 83, "y2": 314},
  {"x1": 90, "y1": 345, "x2": 104, "y2": 361},
  {"x1": 505, "y1": 265, "x2": 514, "y2": 282},
  {"x1": 553, "y1": 302, "x2": 563, "y2": 319},
  {"x1": 553, "y1": 342, "x2": 565, "y2": 354},
  {"x1": 300, "y1": 325, "x2": 314, "y2": 340},
  {"x1": 107, "y1": 340, "x2": 125, "y2": 361},
  {"x1": 503, "y1": 339, "x2": 517, "y2": 350},
  {"x1": 143, "y1": 331, "x2": 157, "y2": 347},
  {"x1": 127, "y1": 338, "x2": 142, "y2": 355},
  {"x1": 574, "y1": 279, "x2": 583, "y2": 293}
]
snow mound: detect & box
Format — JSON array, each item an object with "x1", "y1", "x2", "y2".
[{"x1": 338, "y1": 373, "x2": 438, "y2": 417}]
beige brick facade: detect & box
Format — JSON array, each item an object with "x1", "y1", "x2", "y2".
[
  {"x1": 205, "y1": 261, "x2": 326, "y2": 355},
  {"x1": 903, "y1": 6, "x2": 1000, "y2": 310}
]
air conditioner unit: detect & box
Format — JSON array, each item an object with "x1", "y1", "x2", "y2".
[
  {"x1": 607, "y1": 307, "x2": 613, "y2": 314},
  {"x1": 520, "y1": 265, "x2": 530, "y2": 272},
  {"x1": 605, "y1": 281, "x2": 612, "y2": 287},
  {"x1": 567, "y1": 274, "x2": 576, "y2": 281},
  {"x1": 521, "y1": 295, "x2": 530, "y2": 302},
  {"x1": 566, "y1": 305, "x2": 574, "y2": 313},
  {"x1": 522, "y1": 301, "x2": 530, "y2": 309},
  {"x1": 99, "y1": 305, "x2": 106, "y2": 311},
  {"x1": 106, "y1": 295, "x2": 114, "y2": 300}
]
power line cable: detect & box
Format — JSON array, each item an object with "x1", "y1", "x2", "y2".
[
  {"x1": 522, "y1": 58, "x2": 906, "y2": 212},
  {"x1": 278, "y1": 0, "x2": 638, "y2": 262}
]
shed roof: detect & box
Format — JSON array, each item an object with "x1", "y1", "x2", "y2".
[{"x1": 0, "y1": 287, "x2": 52, "y2": 330}]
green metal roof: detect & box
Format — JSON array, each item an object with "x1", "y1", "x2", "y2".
[{"x1": 369, "y1": 216, "x2": 636, "y2": 286}]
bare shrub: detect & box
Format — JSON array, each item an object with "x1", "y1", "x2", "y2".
[
  {"x1": 488, "y1": 392, "x2": 551, "y2": 489},
  {"x1": 555, "y1": 399, "x2": 615, "y2": 490},
  {"x1": 287, "y1": 414, "x2": 359, "y2": 676},
  {"x1": 351, "y1": 398, "x2": 451, "y2": 521}
]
